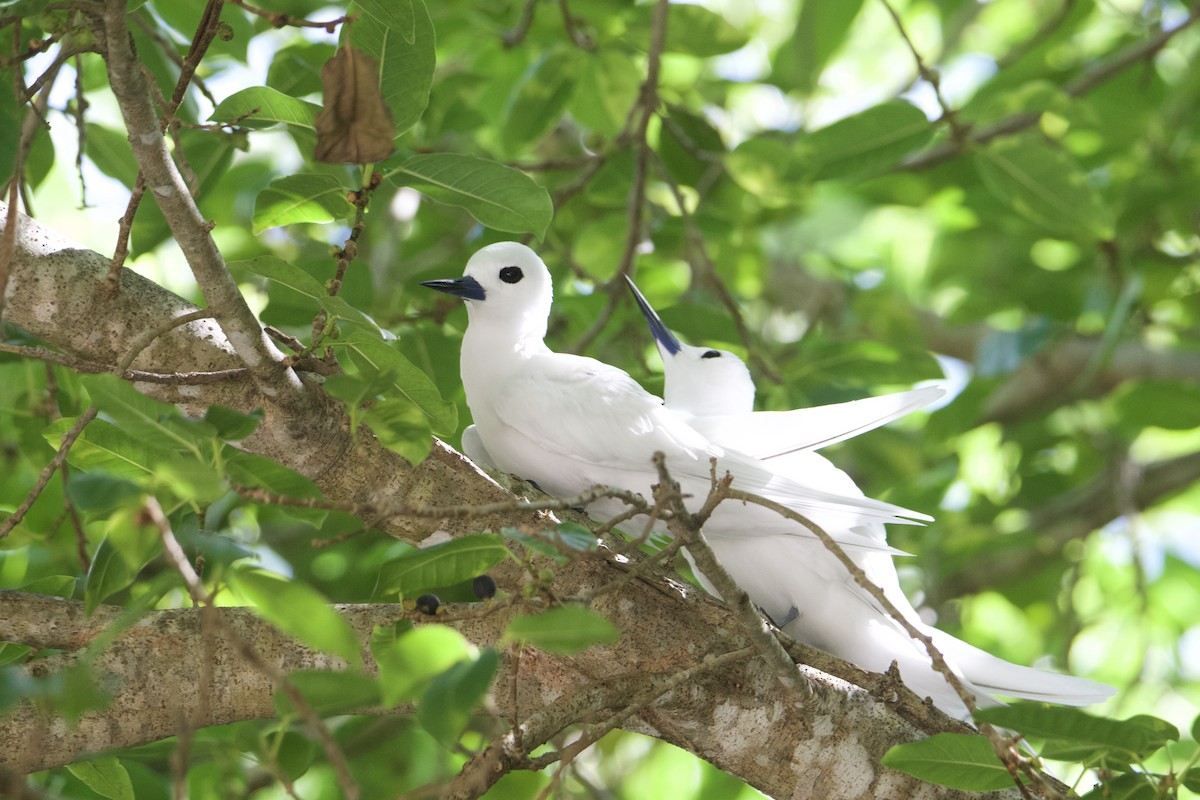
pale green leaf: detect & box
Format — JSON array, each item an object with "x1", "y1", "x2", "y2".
[
  {"x1": 253, "y1": 173, "x2": 351, "y2": 232},
  {"x1": 66, "y1": 757, "x2": 134, "y2": 800},
  {"x1": 881, "y1": 733, "x2": 1015, "y2": 792},
  {"x1": 209, "y1": 86, "x2": 321, "y2": 129},
  {"x1": 389, "y1": 153, "x2": 552, "y2": 237},
  {"x1": 348, "y1": 0, "x2": 434, "y2": 135}
]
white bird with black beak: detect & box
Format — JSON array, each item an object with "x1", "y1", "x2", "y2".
[
  {"x1": 624, "y1": 275, "x2": 1115, "y2": 717},
  {"x1": 423, "y1": 244, "x2": 944, "y2": 638}
]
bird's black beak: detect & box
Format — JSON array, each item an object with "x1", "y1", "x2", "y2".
[
  {"x1": 624, "y1": 275, "x2": 681, "y2": 356},
  {"x1": 421, "y1": 275, "x2": 486, "y2": 301}
]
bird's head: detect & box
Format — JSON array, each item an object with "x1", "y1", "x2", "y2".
[
  {"x1": 422, "y1": 242, "x2": 554, "y2": 341},
  {"x1": 624, "y1": 275, "x2": 755, "y2": 415}
]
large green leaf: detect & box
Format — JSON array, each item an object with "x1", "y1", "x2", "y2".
[
  {"x1": 348, "y1": 0, "x2": 435, "y2": 135},
  {"x1": 371, "y1": 622, "x2": 474, "y2": 706},
  {"x1": 334, "y1": 330, "x2": 458, "y2": 435},
  {"x1": 378, "y1": 533, "x2": 509, "y2": 596},
  {"x1": 880, "y1": 733, "x2": 1015, "y2": 792},
  {"x1": 798, "y1": 101, "x2": 934, "y2": 181},
  {"x1": 504, "y1": 605, "x2": 620, "y2": 655},
  {"x1": 233, "y1": 255, "x2": 327, "y2": 299},
  {"x1": 80, "y1": 375, "x2": 214, "y2": 454},
  {"x1": 85, "y1": 536, "x2": 142, "y2": 615},
  {"x1": 66, "y1": 757, "x2": 135, "y2": 800},
  {"x1": 973, "y1": 704, "x2": 1173, "y2": 762},
  {"x1": 771, "y1": 0, "x2": 867, "y2": 93},
  {"x1": 227, "y1": 569, "x2": 363, "y2": 669},
  {"x1": 975, "y1": 133, "x2": 1115, "y2": 240},
  {"x1": 209, "y1": 86, "x2": 321, "y2": 130},
  {"x1": 43, "y1": 417, "x2": 162, "y2": 479},
  {"x1": 417, "y1": 648, "x2": 499, "y2": 746},
  {"x1": 253, "y1": 174, "x2": 352, "y2": 232},
  {"x1": 388, "y1": 154, "x2": 553, "y2": 237}
]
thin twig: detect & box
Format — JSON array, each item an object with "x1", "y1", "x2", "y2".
[
  {"x1": 224, "y1": 0, "x2": 352, "y2": 32},
  {"x1": 502, "y1": 0, "x2": 538, "y2": 47},
  {"x1": 878, "y1": 0, "x2": 968, "y2": 143}
]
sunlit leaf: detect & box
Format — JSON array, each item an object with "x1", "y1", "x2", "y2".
[
  {"x1": 209, "y1": 86, "x2": 321, "y2": 130},
  {"x1": 417, "y1": 648, "x2": 498, "y2": 746},
  {"x1": 389, "y1": 154, "x2": 553, "y2": 237},
  {"x1": 372, "y1": 622, "x2": 473, "y2": 706},
  {"x1": 973, "y1": 704, "x2": 1170, "y2": 762},
  {"x1": 253, "y1": 173, "x2": 352, "y2": 232},
  {"x1": 348, "y1": 0, "x2": 434, "y2": 135},
  {"x1": 881, "y1": 733, "x2": 1015, "y2": 792},
  {"x1": 66, "y1": 757, "x2": 134, "y2": 800},
  {"x1": 798, "y1": 101, "x2": 934, "y2": 181},
  {"x1": 975, "y1": 133, "x2": 1115, "y2": 240}
]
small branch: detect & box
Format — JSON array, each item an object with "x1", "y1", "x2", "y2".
[
  {"x1": 502, "y1": 0, "x2": 538, "y2": 47},
  {"x1": 902, "y1": 6, "x2": 1200, "y2": 170},
  {"x1": 650, "y1": 454, "x2": 810, "y2": 695},
  {"x1": 95, "y1": 0, "x2": 305, "y2": 403},
  {"x1": 878, "y1": 0, "x2": 968, "y2": 143},
  {"x1": 224, "y1": 0, "x2": 352, "y2": 33}
]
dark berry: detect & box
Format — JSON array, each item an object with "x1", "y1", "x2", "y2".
[
  {"x1": 415, "y1": 594, "x2": 440, "y2": 615},
  {"x1": 472, "y1": 574, "x2": 497, "y2": 600}
]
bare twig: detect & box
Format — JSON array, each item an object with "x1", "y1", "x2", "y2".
[
  {"x1": 502, "y1": 0, "x2": 538, "y2": 47},
  {"x1": 879, "y1": 0, "x2": 968, "y2": 143},
  {"x1": 224, "y1": 0, "x2": 351, "y2": 33}
]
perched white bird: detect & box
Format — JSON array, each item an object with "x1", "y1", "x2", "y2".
[{"x1": 624, "y1": 275, "x2": 1116, "y2": 717}]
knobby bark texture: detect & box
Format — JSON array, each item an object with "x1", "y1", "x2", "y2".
[{"x1": 0, "y1": 206, "x2": 1019, "y2": 799}]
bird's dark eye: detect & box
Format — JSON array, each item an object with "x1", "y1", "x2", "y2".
[
  {"x1": 499, "y1": 266, "x2": 524, "y2": 284},
  {"x1": 701, "y1": 349, "x2": 721, "y2": 359}
]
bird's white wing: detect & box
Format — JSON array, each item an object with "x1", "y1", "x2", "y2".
[
  {"x1": 688, "y1": 385, "x2": 946, "y2": 460},
  {"x1": 490, "y1": 353, "x2": 928, "y2": 525}
]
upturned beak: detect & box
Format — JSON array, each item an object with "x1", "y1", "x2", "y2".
[
  {"x1": 624, "y1": 275, "x2": 681, "y2": 356},
  {"x1": 421, "y1": 275, "x2": 486, "y2": 301}
]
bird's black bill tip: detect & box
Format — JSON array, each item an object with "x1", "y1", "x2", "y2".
[
  {"x1": 624, "y1": 275, "x2": 682, "y2": 356},
  {"x1": 421, "y1": 275, "x2": 486, "y2": 302}
]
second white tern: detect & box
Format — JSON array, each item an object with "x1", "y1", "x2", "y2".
[{"x1": 624, "y1": 274, "x2": 1115, "y2": 717}]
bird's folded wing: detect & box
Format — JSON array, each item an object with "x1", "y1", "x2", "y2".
[
  {"x1": 492, "y1": 355, "x2": 929, "y2": 525},
  {"x1": 688, "y1": 385, "x2": 946, "y2": 459}
]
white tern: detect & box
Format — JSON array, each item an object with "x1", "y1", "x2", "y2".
[{"x1": 624, "y1": 275, "x2": 1115, "y2": 717}]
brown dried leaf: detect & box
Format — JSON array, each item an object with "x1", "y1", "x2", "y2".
[{"x1": 313, "y1": 44, "x2": 396, "y2": 164}]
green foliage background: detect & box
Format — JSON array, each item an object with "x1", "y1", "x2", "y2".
[{"x1": 2, "y1": 0, "x2": 1199, "y2": 797}]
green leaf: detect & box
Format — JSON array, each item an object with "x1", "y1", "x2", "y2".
[
  {"x1": 975, "y1": 133, "x2": 1115, "y2": 240},
  {"x1": 44, "y1": 417, "x2": 163, "y2": 479},
  {"x1": 389, "y1": 153, "x2": 553, "y2": 237},
  {"x1": 234, "y1": 255, "x2": 327, "y2": 299},
  {"x1": 798, "y1": 101, "x2": 934, "y2": 181},
  {"x1": 569, "y1": 51, "x2": 641, "y2": 137},
  {"x1": 253, "y1": 173, "x2": 351, "y2": 232},
  {"x1": 209, "y1": 86, "x2": 321, "y2": 130},
  {"x1": 80, "y1": 374, "x2": 214, "y2": 453},
  {"x1": 348, "y1": 0, "x2": 435, "y2": 135},
  {"x1": 273, "y1": 669, "x2": 381, "y2": 717},
  {"x1": 202, "y1": 406, "x2": 263, "y2": 442},
  {"x1": 502, "y1": 50, "x2": 578, "y2": 153},
  {"x1": 361, "y1": 396, "x2": 433, "y2": 465},
  {"x1": 418, "y1": 648, "x2": 499, "y2": 746},
  {"x1": 1113, "y1": 381, "x2": 1200, "y2": 432},
  {"x1": 227, "y1": 569, "x2": 363, "y2": 669},
  {"x1": 502, "y1": 523, "x2": 597, "y2": 561},
  {"x1": 19, "y1": 575, "x2": 76, "y2": 598},
  {"x1": 973, "y1": 704, "x2": 1169, "y2": 761},
  {"x1": 1079, "y1": 772, "x2": 1161, "y2": 800},
  {"x1": 504, "y1": 605, "x2": 620, "y2": 655},
  {"x1": 1182, "y1": 766, "x2": 1200, "y2": 793},
  {"x1": 379, "y1": 534, "x2": 509, "y2": 595},
  {"x1": 660, "y1": 4, "x2": 748, "y2": 57},
  {"x1": 371, "y1": 622, "x2": 474, "y2": 706},
  {"x1": 66, "y1": 757, "x2": 134, "y2": 800},
  {"x1": 726, "y1": 136, "x2": 805, "y2": 202},
  {"x1": 335, "y1": 330, "x2": 458, "y2": 435},
  {"x1": 84, "y1": 124, "x2": 139, "y2": 188},
  {"x1": 771, "y1": 0, "x2": 867, "y2": 93},
  {"x1": 880, "y1": 733, "x2": 1015, "y2": 792},
  {"x1": 66, "y1": 471, "x2": 143, "y2": 513},
  {"x1": 224, "y1": 450, "x2": 325, "y2": 499},
  {"x1": 84, "y1": 537, "x2": 138, "y2": 615}
]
